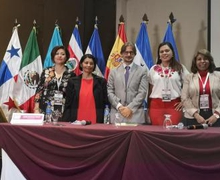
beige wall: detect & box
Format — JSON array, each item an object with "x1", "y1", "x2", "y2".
[{"x1": 116, "y1": 0, "x2": 208, "y2": 71}]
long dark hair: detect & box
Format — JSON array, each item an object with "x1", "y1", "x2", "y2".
[
  {"x1": 191, "y1": 49, "x2": 216, "y2": 73},
  {"x1": 156, "y1": 42, "x2": 183, "y2": 73}
]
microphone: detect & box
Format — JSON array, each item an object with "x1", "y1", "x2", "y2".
[
  {"x1": 71, "y1": 120, "x2": 91, "y2": 126},
  {"x1": 172, "y1": 122, "x2": 184, "y2": 129},
  {"x1": 187, "y1": 124, "x2": 208, "y2": 130}
]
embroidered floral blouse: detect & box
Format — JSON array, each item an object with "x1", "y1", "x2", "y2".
[
  {"x1": 149, "y1": 64, "x2": 189, "y2": 100},
  {"x1": 34, "y1": 66, "x2": 75, "y2": 115}
]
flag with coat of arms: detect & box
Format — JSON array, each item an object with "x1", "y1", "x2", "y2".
[
  {"x1": 134, "y1": 16, "x2": 154, "y2": 70},
  {"x1": 14, "y1": 25, "x2": 43, "y2": 113},
  {"x1": 67, "y1": 19, "x2": 83, "y2": 75},
  {"x1": 104, "y1": 16, "x2": 127, "y2": 80}
]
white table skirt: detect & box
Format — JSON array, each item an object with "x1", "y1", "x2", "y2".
[{"x1": 1, "y1": 149, "x2": 26, "y2": 180}]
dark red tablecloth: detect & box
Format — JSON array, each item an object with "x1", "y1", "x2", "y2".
[{"x1": 0, "y1": 123, "x2": 220, "y2": 180}]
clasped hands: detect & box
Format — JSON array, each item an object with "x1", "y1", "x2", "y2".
[
  {"x1": 194, "y1": 112, "x2": 217, "y2": 126},
  {"x1": 118, "y1": 106, "x2": 133, "y2": 119}
]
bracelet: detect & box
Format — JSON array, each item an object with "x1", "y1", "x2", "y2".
[
  {"x1": 214, "y1": 111, "x2": 220, "y2": 116},
  {"x1": 213, "y1": 113, "x2": 220, "y2": 119}
]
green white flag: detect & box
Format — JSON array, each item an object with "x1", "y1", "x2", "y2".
[{"x1": 14, "y1": 26, "x2": 42, "y2": 112}]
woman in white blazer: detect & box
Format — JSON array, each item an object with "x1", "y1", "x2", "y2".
[{"x1": 181, "y1": 49, "x2": 220, "y2": 127}]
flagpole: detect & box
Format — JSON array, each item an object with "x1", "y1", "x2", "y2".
[
  {"x1": 12, "y1": 20, "x2": 22, "y2": 114},
  {"x1": 118, "y1": 15, "x2": 125, "y2": 30},
  {"x1": 13, "y1": 99, "x2": 22, "y2": 112},
  {"x1": 0, "y1": 107, "x2": 7, "y2": 122},
  {"x1": 95, "y1": 16, "x2": 98, "y2": 29},
  {"x1": 75, "y1": 17, "x2": 81, "y2": 28},
  {"x1": 55, "y1": 19, "x2": 61, "y2": 35},
  {"x1": 168, "y1": 12, "x2": 176, "y2": 29},
  {"x1": 33, "y1": 20, "x2": 38, "y2": 34},
  {"x1": 163, "y1": 12, "x2": 180, "y2": 61},
  {"x1": 13, "y1": 19, "x2": 21, "y2": 32},
  {"x1": 142, "y1": 13, "x2": 149, "y2": 24}
]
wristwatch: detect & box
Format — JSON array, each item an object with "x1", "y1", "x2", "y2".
[{"x1": 213, "y1": 113, "x2": 220, "y2": 119}]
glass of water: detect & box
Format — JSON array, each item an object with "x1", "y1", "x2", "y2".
[
  {"x1": 52, "y1": 110, "x2": 61, "y2": 125},
  {"x1": 115, "y1": 112, "x2": 122, "y2": 127}
]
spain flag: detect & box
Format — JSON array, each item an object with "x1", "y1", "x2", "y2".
[{"x1": 104, "y1": 20, "x2": 127, "y2": 80}]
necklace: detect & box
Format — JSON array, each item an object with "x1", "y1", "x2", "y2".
[{"x1": 55, "y1": 66, "x2": 66, "y2": 79}]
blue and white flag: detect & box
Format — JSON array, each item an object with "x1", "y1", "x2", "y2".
[
  {"x1": 163, "y1": 23, "x2": 179, "y2": 61},
  {"x1": 0, "y1": 27, "x2": 22, "y2": 121},
  {"x1": 44, "y1": 25, "x2": 63, "y2": 68},
  {"x1": 134, "y1": 22, "x2": 154, "y2": 70},
  {"x1": 85, "y1": 25, "x2": 105, "y2": 77}
]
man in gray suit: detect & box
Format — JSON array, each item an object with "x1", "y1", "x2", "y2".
[{"x1": 107, "y1": 42, "x2": 149, "y2": 124}]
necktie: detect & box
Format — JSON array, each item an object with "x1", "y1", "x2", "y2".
[{"x1": 125, "y1": 66, "x2": 130, "y2": 85}]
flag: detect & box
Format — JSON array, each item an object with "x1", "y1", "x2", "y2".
[
  {"x1": 104, "y1": 22, "x2": 127, "y2": 79},
  {"x1": 14, "y1": 26, "x2": 43, "y2": 113},
  {"x1": 163, "y1": 23, "x2": 179, "y2": 61},
  {"x1": 134, "y1": 22, "x2": 154, "y2": 70},
  {"x1": 44, "y1": 25, "x2": 63, "y2": 68},
  {"x1": 0, "y1": 27, "x2": 22, "y2": 121},
  {"x1": 134, "y1": 22, "x2": 154, "y2": 111},
  {"x1": 67, "y1": 24, "x2": 83, "y2": 75},
  {"x1": 85, "y1": 24, "x2": 105, "y2": 77}
]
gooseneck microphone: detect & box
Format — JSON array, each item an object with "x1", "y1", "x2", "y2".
[{"x1": 187, "y1": 124, "x2": 208, "y2": 130}]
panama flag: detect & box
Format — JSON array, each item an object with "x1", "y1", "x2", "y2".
[
  {"x1": 134, "y1": 22, "x2": 154, "y2": 70},
  {"x1": 67, "y1": 23, "x2": 83, "y2": 75},
  {"x1": 0, "y1": 27, "x2": 22, "y2": 121},
  {"x1": 14, "y1": 26, "x2": 43, "y2": 113},
  {"x1": 85, "y1": 24, "x2": 105, "y2": 77},
  {"x1": 104, "y1": 22, "x2": 127, "y2": 79},
  {"x1": 163, "y1": 23, "x2": 179, "y2": 61},
  {"x1": 44, "y1": 25, "x2": 63, "y2": 68}
]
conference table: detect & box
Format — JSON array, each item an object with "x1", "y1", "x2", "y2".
[{"x1": 0, "y1": 122, "x2": 220, "y2": 180}]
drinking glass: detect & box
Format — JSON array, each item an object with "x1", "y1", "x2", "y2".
[
  {"x1": 115, "y1": 112, "x2": 122, "y2": 127},
  {"x1": 52, "y1": 110, "x2": 61, "y2": 125},
  {"x1": 163, "y1": 114, "x2": 172, "y2": 130}
]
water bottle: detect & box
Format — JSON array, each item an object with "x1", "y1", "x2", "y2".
[
  {"x1": 45, "y1": 102, "x2": 52, "y2": 123},
  {"x1": 104, "y1": 105, "x2": 110, "y2": 124},
  {"x1": 163, "y1": 114, "x2": 172, "y2": 130}
]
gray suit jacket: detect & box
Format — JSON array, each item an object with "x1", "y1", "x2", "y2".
[
  {"x1": 107, "y1": 63, "x2": 149, "y2": 123},
  {"x1": 181, "y1": 71, "x2": 220, "y2": 118}
]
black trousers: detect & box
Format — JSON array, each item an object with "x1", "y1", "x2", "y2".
[{"x1": 183, "y1": 109, "x2": 220, "y2": 127}]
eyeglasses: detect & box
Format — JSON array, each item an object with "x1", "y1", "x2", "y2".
[
  {"x1": 123, "y1": 51, "x2": 135, "y2": 55},
  {"x1": 196, "y1": 58, "x2": 209, "y2": 62}
]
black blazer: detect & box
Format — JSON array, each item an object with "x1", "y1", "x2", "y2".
[{"x1": 62, "y1": 74, "x2": 108, "y2": 123}]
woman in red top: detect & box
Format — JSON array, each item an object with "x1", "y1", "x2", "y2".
[{"x1": 62, "y1": 54, "x2": 108, "y2": 123}]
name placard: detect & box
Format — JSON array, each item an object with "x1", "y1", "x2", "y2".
[{"x1": 10, "y1": 113, "x2": 44, "y2": 126}]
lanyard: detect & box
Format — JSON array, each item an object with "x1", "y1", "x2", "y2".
[
  {"x1": 198, "y1": 72, "x2": 209, "y2": 94},
  {"x1": 55, "y1": 72, "x2": 63, "y2": 90},
  {"x1": 162, "y1": 67, "x2": 171, "y2": 89}
]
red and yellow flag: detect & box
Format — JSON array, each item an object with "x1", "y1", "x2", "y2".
[{"x1": 104, "y1": 22, "x2": 127, "y2": 79}]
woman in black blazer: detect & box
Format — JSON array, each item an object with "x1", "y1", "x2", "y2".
[{"x1": 62, "y1": 54, "x2": 108, "y2": 123}]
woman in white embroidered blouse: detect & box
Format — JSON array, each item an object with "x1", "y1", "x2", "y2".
[{"x1": 148, "y1": 42, "x2": 189, "y2": 125}]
